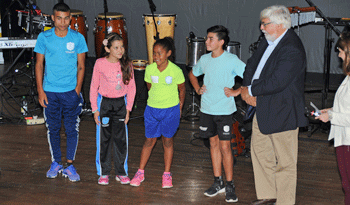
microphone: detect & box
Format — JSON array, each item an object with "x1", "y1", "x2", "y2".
[
  {"x1": 147, "y1": 0, "x2": 156, "y2": 12},
  {"x1": 249, "y1": 33, "x2": 264, "y2": 53},
  {"x1": 189, "y1": 32, "x2": 196, "y2": 39}
]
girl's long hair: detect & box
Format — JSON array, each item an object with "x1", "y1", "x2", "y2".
[{"x1": 101, "y1": 33, "x2": 133, "y2": 85}]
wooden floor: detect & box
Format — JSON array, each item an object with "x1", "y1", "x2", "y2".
[
  {"x1": 0, "y1": 110, "x2": 345, "y2": 205},
  {"x1": 0, "y1": 59, "x2": 345, "y2": 204}
]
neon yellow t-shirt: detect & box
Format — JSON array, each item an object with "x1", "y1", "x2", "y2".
[{"x1": 144, "y1": 61, "x2": 185, "y2": 108}]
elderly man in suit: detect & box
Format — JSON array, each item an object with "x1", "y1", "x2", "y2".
[{"x1": 241, "y1": 5, "x2": 308, "y2": 205}]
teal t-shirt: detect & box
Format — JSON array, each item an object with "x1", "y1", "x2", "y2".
[
  {"x1": 34, "y1": 28, "x2": 88, "y2": 92},
  {"x1": 144, "y1": 61, "x2": 185, "y2": 108},
  {"x1": 192, "y1": 51, "x2": 246, "y2": 115}
]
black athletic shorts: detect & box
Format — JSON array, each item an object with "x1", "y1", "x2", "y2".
[{"x1": 199, "y1": 112, "x2": 234, "y2": 141}]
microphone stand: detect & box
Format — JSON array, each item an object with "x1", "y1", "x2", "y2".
[
  {"x1": 304, "y1": 0, "x2": 341, "y2": 137},
  {"x1": 103, "y1": 0, "x2": 108, "y2": 37},
  {"x1": 305, "y1": 0, "x2": 341, "y2": 108},
  {"x1": 305, "y1": 0, "x2": 341, "y2": 36},
  {"x1": 147, "y1": 0, "x2": 159, "y2": 40},
  {"x1": 249, "y1": 32, "x2": 264, "y2": 56},
  {"x1": 27, "y1": 0, "x2": 35, "y2": 38},
  {"x1": 27, "y1": 0, "x2": 37, "y2": 108}
]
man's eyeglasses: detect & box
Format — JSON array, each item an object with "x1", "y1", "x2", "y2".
[{"x1": 261, "y1": 22, "x2": 274, "y2": 27}]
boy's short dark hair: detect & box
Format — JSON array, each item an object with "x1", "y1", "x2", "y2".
[
  {"x1": 207, "y1": 25, "x2": 230, "y2": 50},
  {"x1": 53, "y1": 3, "x2": 70, "y2": 14}
]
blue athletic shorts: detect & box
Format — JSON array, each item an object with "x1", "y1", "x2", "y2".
[{"x1": 144, "y1": 104, "x2": 180, "y2": 138}]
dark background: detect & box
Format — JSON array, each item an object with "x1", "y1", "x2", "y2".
[{"x1": 1, "y1": 0, "x2": 350, "y2": 74}]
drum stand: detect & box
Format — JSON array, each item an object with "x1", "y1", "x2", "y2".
[
  {"x1": 183, "y1": 65, "x2": 200, "y2": 121},
  {"x1": 183, "y1": 87, "x2": 200, "y2": 121},
  {"x1": 184, "y1": 34, "x2": 205, "y2": 121},
  {"x1": 0, "y1": 49, "x2": 30, "y2": 123}
]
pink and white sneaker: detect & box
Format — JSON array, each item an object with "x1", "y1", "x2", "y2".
[
  {"x1": 130, "y1": 169, "x2": 145, "y2": 186},
  {"x1": 162, "y1": 172, "x2": 173, "y2": 188},
  {"x1": 98, "y1": 175, "x2": 109, "y2": 185},
  {"x1": 116, "y1": 175, "x2": 130, "y2": 184}
]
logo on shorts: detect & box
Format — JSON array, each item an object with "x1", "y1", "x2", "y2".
[
  {"x1": 165, "y1": 76, "x2": 172, "y2": 84},
  {"x1": 223, "y1": 125, "x2": 230, "y2": 133},
  {"x1": 102, "y1": 117, "x2": 110, "y2": 127},
  {"x1": 199, "y1": 126, "x2": 208, "y2": 131}
]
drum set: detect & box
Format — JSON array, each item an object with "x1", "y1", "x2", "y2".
[{"x1": 17, "y1": 9, "x2": 88, "y2": 40}]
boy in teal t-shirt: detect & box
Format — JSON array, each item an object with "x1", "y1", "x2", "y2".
[{"x1": 189, "y1": 25, "x2": 246, "y2": 203}]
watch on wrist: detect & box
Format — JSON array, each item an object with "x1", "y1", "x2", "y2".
[{"x1": 328, "y1": 110, "x2": 333, "y2": 120}]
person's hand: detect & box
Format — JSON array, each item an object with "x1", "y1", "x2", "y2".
[
  {"x1": 179, "y1": 102, "x2": 183, "y2": 117},
  {"x1": 246, "y1": 96, "x2": 257, "y2": 107},
  {"x1": 197, "y1": 85, "x2": 207, "y2": 95},
  {"x1": 315, "y1": 112, "x2": 329, "y2": 123},
  {"x1": 38, "y1": 90, "x2": 48, "y2": 108},
  {"x1": 224, "y1": 87, "x2": 241, "y2": 97},
  {"x1": 75, "y1": 88, "x2": 81, "y2": 96},
  {"x1": 240, "y1": 86, "x2": 256, "y2": 106},
  {"x1": 241, "y1": 86, "x2": 250, "y2": 101},
  {"x1": 94, "y1": 111, "x2": 100, "y2": 125},
  {"x1": 125, "y1": 110, "x2": 130, "y2": 124},
  {"x1": 320, "y1": 108, "x2": 332, "y2": 113}
]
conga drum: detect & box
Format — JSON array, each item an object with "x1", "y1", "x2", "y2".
[
  {"x1": 143, "y1": 14, "x2": 176, "y2": 63},
  {"x1": 70, "y1": 9, "x2": 88, "y2": 41},
  {"x1": 132, "y1": 60, "x2": 148, "y2": 109},
  {"x1": 225, "y1": 41, "x2": 241, "y2": 59},
  {"x1": 94, "y1": 12, "x2": 128, "y2": 58}
]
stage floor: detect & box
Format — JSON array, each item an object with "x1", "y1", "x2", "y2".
[{"x1": 0, "y1": 113, "x2": 344, "y2": 204}]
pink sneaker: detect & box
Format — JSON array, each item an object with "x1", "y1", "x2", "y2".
[
  {"x1": 162, "y1": 172, "x2": 173, "y2": 188},
  {"x1": 116, "y1": 175, "x2": 130, "y2": 184},
  {"x1": 130, "y1": 170, "x2": 145, "y2": 186},
  {"x1": 98, "y1": 175, "x2": 109, "y2": 185}
]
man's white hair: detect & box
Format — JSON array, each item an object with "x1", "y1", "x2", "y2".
[{"x1": 260, "y1": 5, "x2": 291, "y2": 29}]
